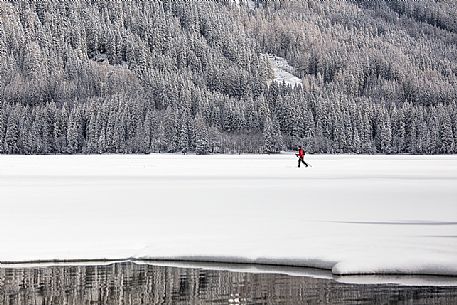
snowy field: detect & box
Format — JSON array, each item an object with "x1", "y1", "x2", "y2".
[{"x1": 1, "y1": 154, "x2": 457, "y2": 279}]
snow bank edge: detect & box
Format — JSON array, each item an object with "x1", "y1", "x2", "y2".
[{"x1": 2, "y1": 255, "x2": 457, "y2": 279}]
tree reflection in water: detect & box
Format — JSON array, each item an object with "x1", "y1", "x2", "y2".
[{"x1": 0, "y1": 262, "x2": 456, "y2": 305}]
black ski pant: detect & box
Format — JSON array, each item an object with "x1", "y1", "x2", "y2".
[{"x1": 298, "y1": 157, "x2": 308, "y2": 168}]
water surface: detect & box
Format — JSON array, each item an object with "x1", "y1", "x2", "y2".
[{"x1": 1, "y1": 262, "x2": 456, "y2": 305}]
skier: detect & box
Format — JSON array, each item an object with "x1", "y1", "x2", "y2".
[{"x1": 296, "y1": 146, "x2": 309, "y2": 168}]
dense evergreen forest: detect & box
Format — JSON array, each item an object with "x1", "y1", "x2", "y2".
[{"x1": 0, "y1": 0, "x2": 456, "y2": 154}]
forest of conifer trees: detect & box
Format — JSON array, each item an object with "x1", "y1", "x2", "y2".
[{"x1": 0, "y1": 0, "x2": 456, "y2": 154}]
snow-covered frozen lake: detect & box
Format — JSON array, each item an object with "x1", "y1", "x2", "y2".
[{"x1": 1, "y1": 154, "x2": 456, "y2": 278}]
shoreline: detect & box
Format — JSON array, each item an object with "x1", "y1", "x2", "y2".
[{"x1": 1, "y1": 259, "x2": 457, "y2": 287}]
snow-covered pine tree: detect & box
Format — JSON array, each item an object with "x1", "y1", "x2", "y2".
[
  {"x1": 263, "y1": 114, "x2": 283, "y2": 154},
  {"x1": 379, "y1": 108, "x2": 392, "y2": 154},
  {"x1": 66, "y1": 111, "x2": 79, "y2": 154},
  {"x1": 142, "y1": 110, "x2": 152, "y2": 154},
  {"x1": 272, "y1": 114, "x2": 284, "y2": 153},
  {"x1": 0, "y1": 101, "x2": 4, "y2": 153},
  {"x1": 439, "y1": 107, "x2": 455, "y2": 154},
  {"x1": 85, "y1": 109, "x2": 99, "y2": 153},
  {"x1": 195, "y1": 113, "x2": 210, "y2": 155},
  {"x1": 4, "y1": 106, "x2": 19, "y2": 154}
]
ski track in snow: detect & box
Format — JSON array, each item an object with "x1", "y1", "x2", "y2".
[{"x1": 1, "y1": 154, "x2": 457, "y2": 281}]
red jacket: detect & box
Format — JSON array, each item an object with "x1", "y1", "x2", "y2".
[{"x1": 298, "y1": 148, "x2": 305, "y2": 158}]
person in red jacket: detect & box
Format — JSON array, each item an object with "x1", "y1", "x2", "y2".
[{"x1": 296, "y1": 146, "x2": 309, "y2": 168}]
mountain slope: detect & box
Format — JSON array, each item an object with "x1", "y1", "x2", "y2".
[{"x1": 0, "y1": 0, "x2": 456, "y2": 154}]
